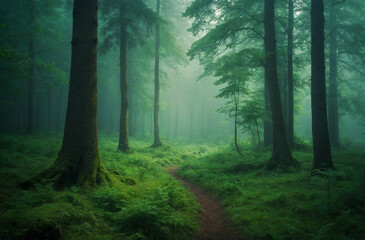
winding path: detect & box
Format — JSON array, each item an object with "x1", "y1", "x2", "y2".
[{"x1": 167, "y1": 166, "x2": 243, "y2": 240}]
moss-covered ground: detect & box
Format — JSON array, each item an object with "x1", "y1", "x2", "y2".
[
  {"x1": 0, "y1": 134, "x2": 364, "y2": 240},
  {"x1": 0, "y1": 133, "x2": 208, "y2": 240},
  {"x1": 179, "y1": 143, "x2": 365, "y2": 240}
]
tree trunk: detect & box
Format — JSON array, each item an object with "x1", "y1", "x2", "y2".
[
  {"x1": 234, "y1": 94, "x2": 243, "y2": 157},
  {"x1": 264, "y1": 72, "x2": 273, "y2": 146},
  {"x1": 311, "y1": 0, "x2": 334, "y2": 171},
  {"x1": 118, "y1": 19, "x2": 129, "y2": 151},
  {"x1": 47, "y1": 86, "x2": 51, "y2": 132},
  {"x1": 328, "y1": 5, "x2": 340, "y2": 148},
  {"x1": 174, "y1": 107, "x2": 178, "y2": 138},
  {"x1": 264, "y1": 0, "x2": 297, "y2": 170},
  {"x1": 287, "y1": 0, "x2": 295, "y2": 147},
  {"x1": 153, "y1": 0, "x2": 162, "y2": 147},
  {"x1": 23, "y1": 0, "x2": 112, "y2": 188},
  {"x1": 255, "y1": 119, "x2": 261, "y2": 147},
  {"x1": 26, "y1": 0, "x2": 35, "y2": 134}
]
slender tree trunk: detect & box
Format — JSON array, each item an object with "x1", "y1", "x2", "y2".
[
  {"x1": 287, "y1": 0, "x2": 295, "y2": 147},
  {"x1": 26, "y1": 0, "x2": 35, "y2": 134},
  {"x1": 189, "y1": 104, "x2": 193, "y2": 140},
  {"x1": 328, "y1": 5, "x2": 340, "y2": 148},
  {"x1": 264, "y1": 0, "x2": 297, "y2": 170},
  {"x1": 56, "y1": 87, "x2": 62, "y2": 130},
  {"x1": 47, "y1": 86, "x2": 51, "y2": 132},
  {"x1": 128, "y1": 48, "x2": 135, "y2": 137},
  {"x1": 23, "y1": 0, "x2": 112, "y2": 188},
  {"x1": 311, "y1": 0, "x2": 334, "y2": 171},
  {"x1": 255, "y1": 119, "x2": 261, "y2": 147},
  {"x1": 234, "y1": 94, "x2": 243, "y2": 157},
  {"x1": 283, "y1": 65, "x2": 288, "y2": 130},
  {"x1": 201, "y1": 106, "x2": 205, "y2": 139},
  {"x1": 141, "y1": 107, "x2": 145, "y2": 136},
  {"x1": 118, "y1": 19, "x2": 129, "y2": 151},
  {"x1": 153, "y1": 0, "x2": 162, "y2": 147},
  {"x1": 264, "y1": 73, "x2": 273, "y2": 146},
  {"x1": 174, "y1": 107, "x2": 178, "y2": 138}
]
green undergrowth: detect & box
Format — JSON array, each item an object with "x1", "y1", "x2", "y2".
[
  {"x1": 179, "y1": 147, "x2": 365, "y2": 240},
  {"x1": 0, "y1": 133, "x2": 209, "y2": 240}
]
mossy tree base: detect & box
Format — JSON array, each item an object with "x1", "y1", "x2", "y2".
[
  {"x1": 21, "y1": 154, "x2": 117, "y2": 190},
  {"x1": 151, "y1": 141, "x2": 162, "y2": 148},
  {"x1": 266, "y1": 154, "x2": 300, "y2": 171}
]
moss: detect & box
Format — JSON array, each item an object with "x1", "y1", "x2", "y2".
[
  {"x1": 179, "y1": 148, "x2": 365, "y2": 240},
  {"x1": 0, "y1": 134, "x2": 200, "y2": 240}
]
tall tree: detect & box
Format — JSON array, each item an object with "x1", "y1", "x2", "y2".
[
  {"x1": 100, "y1": 0, "x2": 156, "y2": 152},
  {"x1": 264, "y1": 0, "x2": 297, "y2": 170},
  {"x1": 119, "y1": 17, "x2": 129, "y2": 151},
  {"x1": 287, "y1": 0, "x2": 295, "y2": 147},
  {"x1": 310, "y1": 0, "x2": 334, "y2": 170},
  {"x1": 152, "y1": 0, "x2": 162, "y2": 147},
  {"x1": 328, "y1": 4, "x2": 340, "y2": 148},
  {"x1": 26, "y1": 0, "x2": 35, "y2": 134},
  {"x1": 24, "y1": 0, "x2": 111, "y2": 188}
]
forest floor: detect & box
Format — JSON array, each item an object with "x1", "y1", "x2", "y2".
[
  {"x1": 168, "y1": 166, "x2": 242, "y2": 240},
  {"x1": 0, "y1": 133, "x2": 364, "y2": 240}
]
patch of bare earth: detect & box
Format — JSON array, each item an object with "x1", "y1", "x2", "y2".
[{"x1": 168, "y1": 166, "x2": 243, "y2": 240}]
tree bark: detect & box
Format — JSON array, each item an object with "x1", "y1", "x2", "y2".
[
  {"x1": 23, "y1": 0, "x2": 112, "y2": 188},
  {"x1": 26, "y1": 0, "x2": 35, "y2": 134},
  {"x1": 264, "y1": 72, "x2": 273, "y2": 146},
  {"x1": 264, "y1": 0, "x2": 297, "y2": 170},
  {"x1": 118, "y1": 18, "x2": 129, "y2": 151},
  {"x1": 174, "y1": 107, "x2": 178, "y2": 138},
  {"x1": 153, "y1": 0, "x2": 162, "y2": 147},
  {"x1": 287, "y1": 0, "x2": 295, "y2": 147},
  {"x1": 234, "y1": 94, "x2": 243, "y2": 157},
  {"x1": 47, "y1": 86, "x2": 51, "y2": 132},
  {"x1": 311, "y1": 0, "x2": 334, "y2": 170},
  {"x1": 328, "y1": 5, "x2": 340, "y2": 148}
]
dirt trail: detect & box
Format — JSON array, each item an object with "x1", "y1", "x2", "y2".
[{"x1": 168, "y1": 166, "x2": 243, "y2": 240}]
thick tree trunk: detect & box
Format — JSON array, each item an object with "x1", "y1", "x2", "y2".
[
  {"x1": 287, "y1": 0, "x2": 295, "y2": 147},
  {"x1": 153, "y1": 0, "x2": 162, "y2": 147},
  {"x1": 118, "y1": 20, "x2": 129, "y2": 152},
  {"x1": 328, "y1": 5, "x2": 340, "y2": 148},
  {"x1": 23, "y1": 0, "x2": 112, "y2": 188},
  {"x1": 311, "y1": 0, "x2": 334, "y2": 170},
  {"x1": 264, "y1": 0, "x2": 297, "y2": 170},
  {"x1": 26, "y1": 0, "x2": 35, "y2": 134},
  {"x1": 264, "y1": 72, "x2": 273, "y2": 146}
]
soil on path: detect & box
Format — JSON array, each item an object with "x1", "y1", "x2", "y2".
[{"x1": 167, "y1": 166, "x2": 243, "y2": 240}]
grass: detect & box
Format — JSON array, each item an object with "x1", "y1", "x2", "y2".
[
  {"x1": 0, "y1": 133, "x2": 207, "y2": 240},
  {"x1": 1, "y1": 133, "x2": 364, "y2": 240},
  {"x1": 178, "y1": 144, "x2": 365, "y2": 240}
]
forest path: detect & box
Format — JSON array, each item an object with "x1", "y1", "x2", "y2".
[{"x1": 167, "y1": 166, "x2": 243, "y2": 240}]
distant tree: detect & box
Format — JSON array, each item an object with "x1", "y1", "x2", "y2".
[
  {"x1": 328, "y1": 3, "x2": 339, "y2": 148},
  {"x1": 264, "y1": 0, "x2": 298, "y2": 170},
  {"x1": 99, "y1": 0, "x2": 156, "y2": 152},
  {"x1": 287, "y1": 0, "x2": 295, "y2": 147},
  {"x1": 23, "y1": 0, "x2": 112, "y2": 188},
  {"x1": 26, "y1": 0, "x2": 35, "y2": 134},
  {"x1": 152, "y1": 0, "x2": 162, "y2": 147},
  {"x1": 238, "y1": 96, "x2": 266, "y2": 148},
  {"x1": 310, "y1": 0, "x2": 334, "y2": 170},
  {"x1": 215, "y1": 48, "x2": 262, "y2": 156}
]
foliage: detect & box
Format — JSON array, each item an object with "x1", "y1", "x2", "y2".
[
  {"x1": 0, "y1": 134, "x2": 200, "y2": 240},
  {"x1": 179, "y1": 147, "x2": 365, "y2": 240}
]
